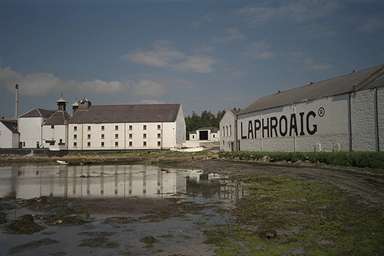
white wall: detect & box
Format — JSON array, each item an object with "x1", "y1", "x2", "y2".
[
  {"x1": 351, "y1": 89, "x2": 377, "y2": 151},
  {"x1": 18, "y1": 117, "x2": 44, "y2": 148},
  {"x1": 68, "y1": 122, "x2": 178, "y2": 150},
  {"x1": 0, "y1": 123, "x2": 18, "y2": 148},
  {"x1": 220, "y1": 110, "x2": 237, "y2": 152},
  {"x1": 42, "y1": 124, "x2": 68, "y2": 150},
  {"x1": 378, "y1": 87, "x2": 384, "y2": 151},
  {"x1": 238, "y1": 95, "x2": 349, "y2": 152},
  {"x1": 175, "y1": 105, "x2": 186, "y2": 147}
]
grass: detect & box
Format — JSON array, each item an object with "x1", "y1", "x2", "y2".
[
  {"x1": 219, "y1": 151, "x2": 384, "y2": 169},
  {"x1": 204, "y1": 175, "x2": 384, "y2": 256}
]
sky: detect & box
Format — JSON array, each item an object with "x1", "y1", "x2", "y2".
[{"x1": 0, "y1": 0, "x2": 383, "y2": 117}]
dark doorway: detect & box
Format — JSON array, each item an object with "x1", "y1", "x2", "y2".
[{"x1": 199, "y1": 130, "x2": 209, "y2": 140}]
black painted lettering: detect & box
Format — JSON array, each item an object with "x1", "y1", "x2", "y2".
[
  {"x1": 279, "y1": 115, "x2": 288, "y2": 136},
  {"x1": 299, "y1": 112, "x2": 305, "y2": 136},
  {"x1": 248, "y1": 120, "x2": 254, "y2": 139},
  {"x1": 270, "y1": 116, "x2": 278, "y2": 137},
  {"x1": 254, "y1": 119, "x2": 261, "y2": 138},
  {"x1": 306, "y1": 111, "x2": 317, "y2": 135},
  {"x1": 289, "y1": 114, "x2": 298, "y2": 136},
  {"x1": 241, "y1": 122, "x2": 247, "y2": 139},
  {"x1": 262, "y1": 118, "x2": 270, "y2": 138}
]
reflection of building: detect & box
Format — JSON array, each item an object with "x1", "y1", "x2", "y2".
[
  {"x1": 0, "y1": 165, "x2": 246, "y2": 203},
  {"x1": 0, "y1": 165, "x2": 188, "y2": 199}
]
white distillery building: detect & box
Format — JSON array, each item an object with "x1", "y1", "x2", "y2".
[
  {"x1": 18, "y1": 108, "x2": 55, "y2": 148},
  {"x1": 219, "y1": 110, "x2": 239, "y2": 152},
  {"x1": 68, "y1": 99, "x2": 186, "y2": 150},
  {"x1": 0, "y1": 120, "x2": 19, "y2": 148},
  {"x1": 42, "y1": 97, "x2": 70, "y2": 151},
  {"x1": 220, "y1": 64, "x2": 384, "y2": 152},
  {"x1": 189, "y1": 127, "x2": 220, "y2": 142}
]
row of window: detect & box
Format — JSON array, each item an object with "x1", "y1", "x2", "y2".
[
  {"x1": 73, "y1": 124, "x2": 161, "y2": 131},
  {"x1": 73, "y1": 133, "x2": 161, "y2": 140},
  {"x1": 73, "y1": 141, "x2": 161, "y2": 148},
  {"x1": 222, "y1": 125, "x2": 232, "y2": 137}
]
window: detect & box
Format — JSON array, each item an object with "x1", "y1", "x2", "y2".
[
  {"x1": 51, "y1": 125, "x2": 54, "y2": 129},
  {"x1": 73, "y1": 134, "x2": 77, "y2": 139},
  {"x1": 115, "y1": 134, "x2": 118, "y2": 139},
  {"x1": 143, "y1": 134, "x2": 147, "y2": 139},
  {"x1": 213, "y1": 134, "x2": 216, "y2": 138},
  {"x1": 87, "y1": 142, "x2": 91, "y2": 147},
  {"x1": 157, "y1": 141, "x2": 161, "y2": 147},
  {"x1": 101, "y1": 134, "x2": 104, "y2": 139},
  {"x1": 88, "y1": 126, "x2": 91, "y2": 131},
  {"x1": 87, "y1": 134, "x2": 91, "y2": 139},
  {"x1": 129, "y1": 133, "x2": 132, "y2": 139},
  {"x1": 157, "y1": 124, "x2": 161, "y2": 130},
  {"x1": 143, "y1": 125, "x2": 147, "y2": 130},
  {"x1": 229, "y1": 125, "x2": 232, "y2": 136},
  {"x1": 157, "y1": 133, "x2": 161, "y2": 139},
  {"x1": 101, "y1": 125, "x2": 105, "y2": 131},
  {"x1": 143, "y1": 141, "x2": 147, "y2": 147},
  {"x1": 129, "y1": 141, "x2": 132, "y2": 147},
  {"x1": 222, "y1": 127, "x2": 225, "y2": 136},
  {"x1": 101, "y1": 142, "x2": 104, "y2": 147},
  {"x1": 73, "y1": 142, "x2": 77, "y2": 147},
  {"x1": 115, "y1": 125, "x2": 118, "y2": 130},
  {"x1": 74, "y1": 126, "x2": 77, "y2": 131},
  {"x1": 115, "y1": 141, "x2": 118, "y2": 147},
  {"x1": 129, "y1": 125, "x2": 132, "y2": 130},
  {"x1": 226, "y1": 126, "x2": 229, "y2": 137}
]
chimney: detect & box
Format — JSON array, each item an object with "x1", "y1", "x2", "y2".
[
  {"x1": 72, "y1": 101, "x2": 79, "y2": 113},
  {"x1": 15, "y1": 84, "x2": 19, "y2": 119},
  {"x1": 56, "y1": 94, "x2": 67, "y2": 111}
]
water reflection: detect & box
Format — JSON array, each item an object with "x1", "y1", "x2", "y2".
[{"x1": 0, "y1": 165, "x2": 246, "y2": 202}]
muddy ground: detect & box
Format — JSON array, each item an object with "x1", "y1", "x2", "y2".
[{"x1": 0, "y1": 160, "x2": 383, "y2": 256}]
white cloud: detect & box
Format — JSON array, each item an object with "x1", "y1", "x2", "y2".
[
  {"x1": 0, "y1": 66, "x2": 129, "y2": 96},
  {"x1": 132, "y1": 79, "x2": 167, "y2": 97},
  {"x1": 237, "y1": 0, "x2": 340, "y2": 24},
  {"x1": 124, "y1": 41, "x2": 216, "y2": 73}
]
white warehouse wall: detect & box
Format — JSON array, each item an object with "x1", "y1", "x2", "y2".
[
  {"x1": 0, "y1": 123, "x2": 17, "y2": 148},
  {"x1": 237, "y1": 95, "x2": 350, "y2": 152},
  {"x1": 42, "y1": 125, "x2": 68, "y2": 150},
  {"x1": 377, "y1": 87, "x2": 384, "y2": 151},
  {"x1": 219, "y1": 110, "x2": 237, "y2": 152},
  {"x1": 18, "y1": 117, "x2": 44, "y2": 148},
  {"x1": 351, "y1": 89, "x2": 377, "y2": 151},
  {"x1": 68, "y1": 122, "x2": 179, "y2": 150}
]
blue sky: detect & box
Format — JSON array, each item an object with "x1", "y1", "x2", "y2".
[{"x1": 0, "y1": 0, "x2": 383, "y2": 117}]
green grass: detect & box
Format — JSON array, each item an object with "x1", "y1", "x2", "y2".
[
  {"x1": 204, "y1": 175, "x2": 384, "y2": 256},
  {"x1": 219, "y1": 151, "x2": 384, "y2": 169}
]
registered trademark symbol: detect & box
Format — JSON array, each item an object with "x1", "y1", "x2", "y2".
[{"x1": 318, "y1": 107, "x2": 325, "y2": 117}]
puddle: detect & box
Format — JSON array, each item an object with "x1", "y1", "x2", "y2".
[{"x1": 0, "y1": 164, "x2": 247, "y2": 256}]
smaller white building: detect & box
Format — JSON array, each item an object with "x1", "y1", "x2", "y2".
[
  {"x1": 219, "y1": 109, "x2": 239, "y2": 152},
  {"x1": 0, "y1": 119, "x2": 19, "y2": 148},
  {"x1": 189, "y1": 127, "x2": 220, "y2": 142},
  {"x1": 18, "y1": 108, "x2": 54, "y2": 148},
  {"x1": 42, "y1": 97, "x2": 70, "y2": 151}
]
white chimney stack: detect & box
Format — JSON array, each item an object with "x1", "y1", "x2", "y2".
[{"x1": 15, "y1": 84, "x2": 19, "y2": 119}]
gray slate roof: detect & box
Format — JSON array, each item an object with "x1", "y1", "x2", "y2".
[
  {"x1": 43, "y1": 111, "x2": 70, "y2": 125},
  {"x1": 240, "y1": 64, "x2": 384, "y2": 115},
  {"x1": 0, "y1": 120, "x2": 18, "y2": 134},
  {"x1": 20, "y1": 108, "x2": 55, "y2": 118},
  {"x1": 69, "y1": 104, "x2": 181, "y2": 124}
]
